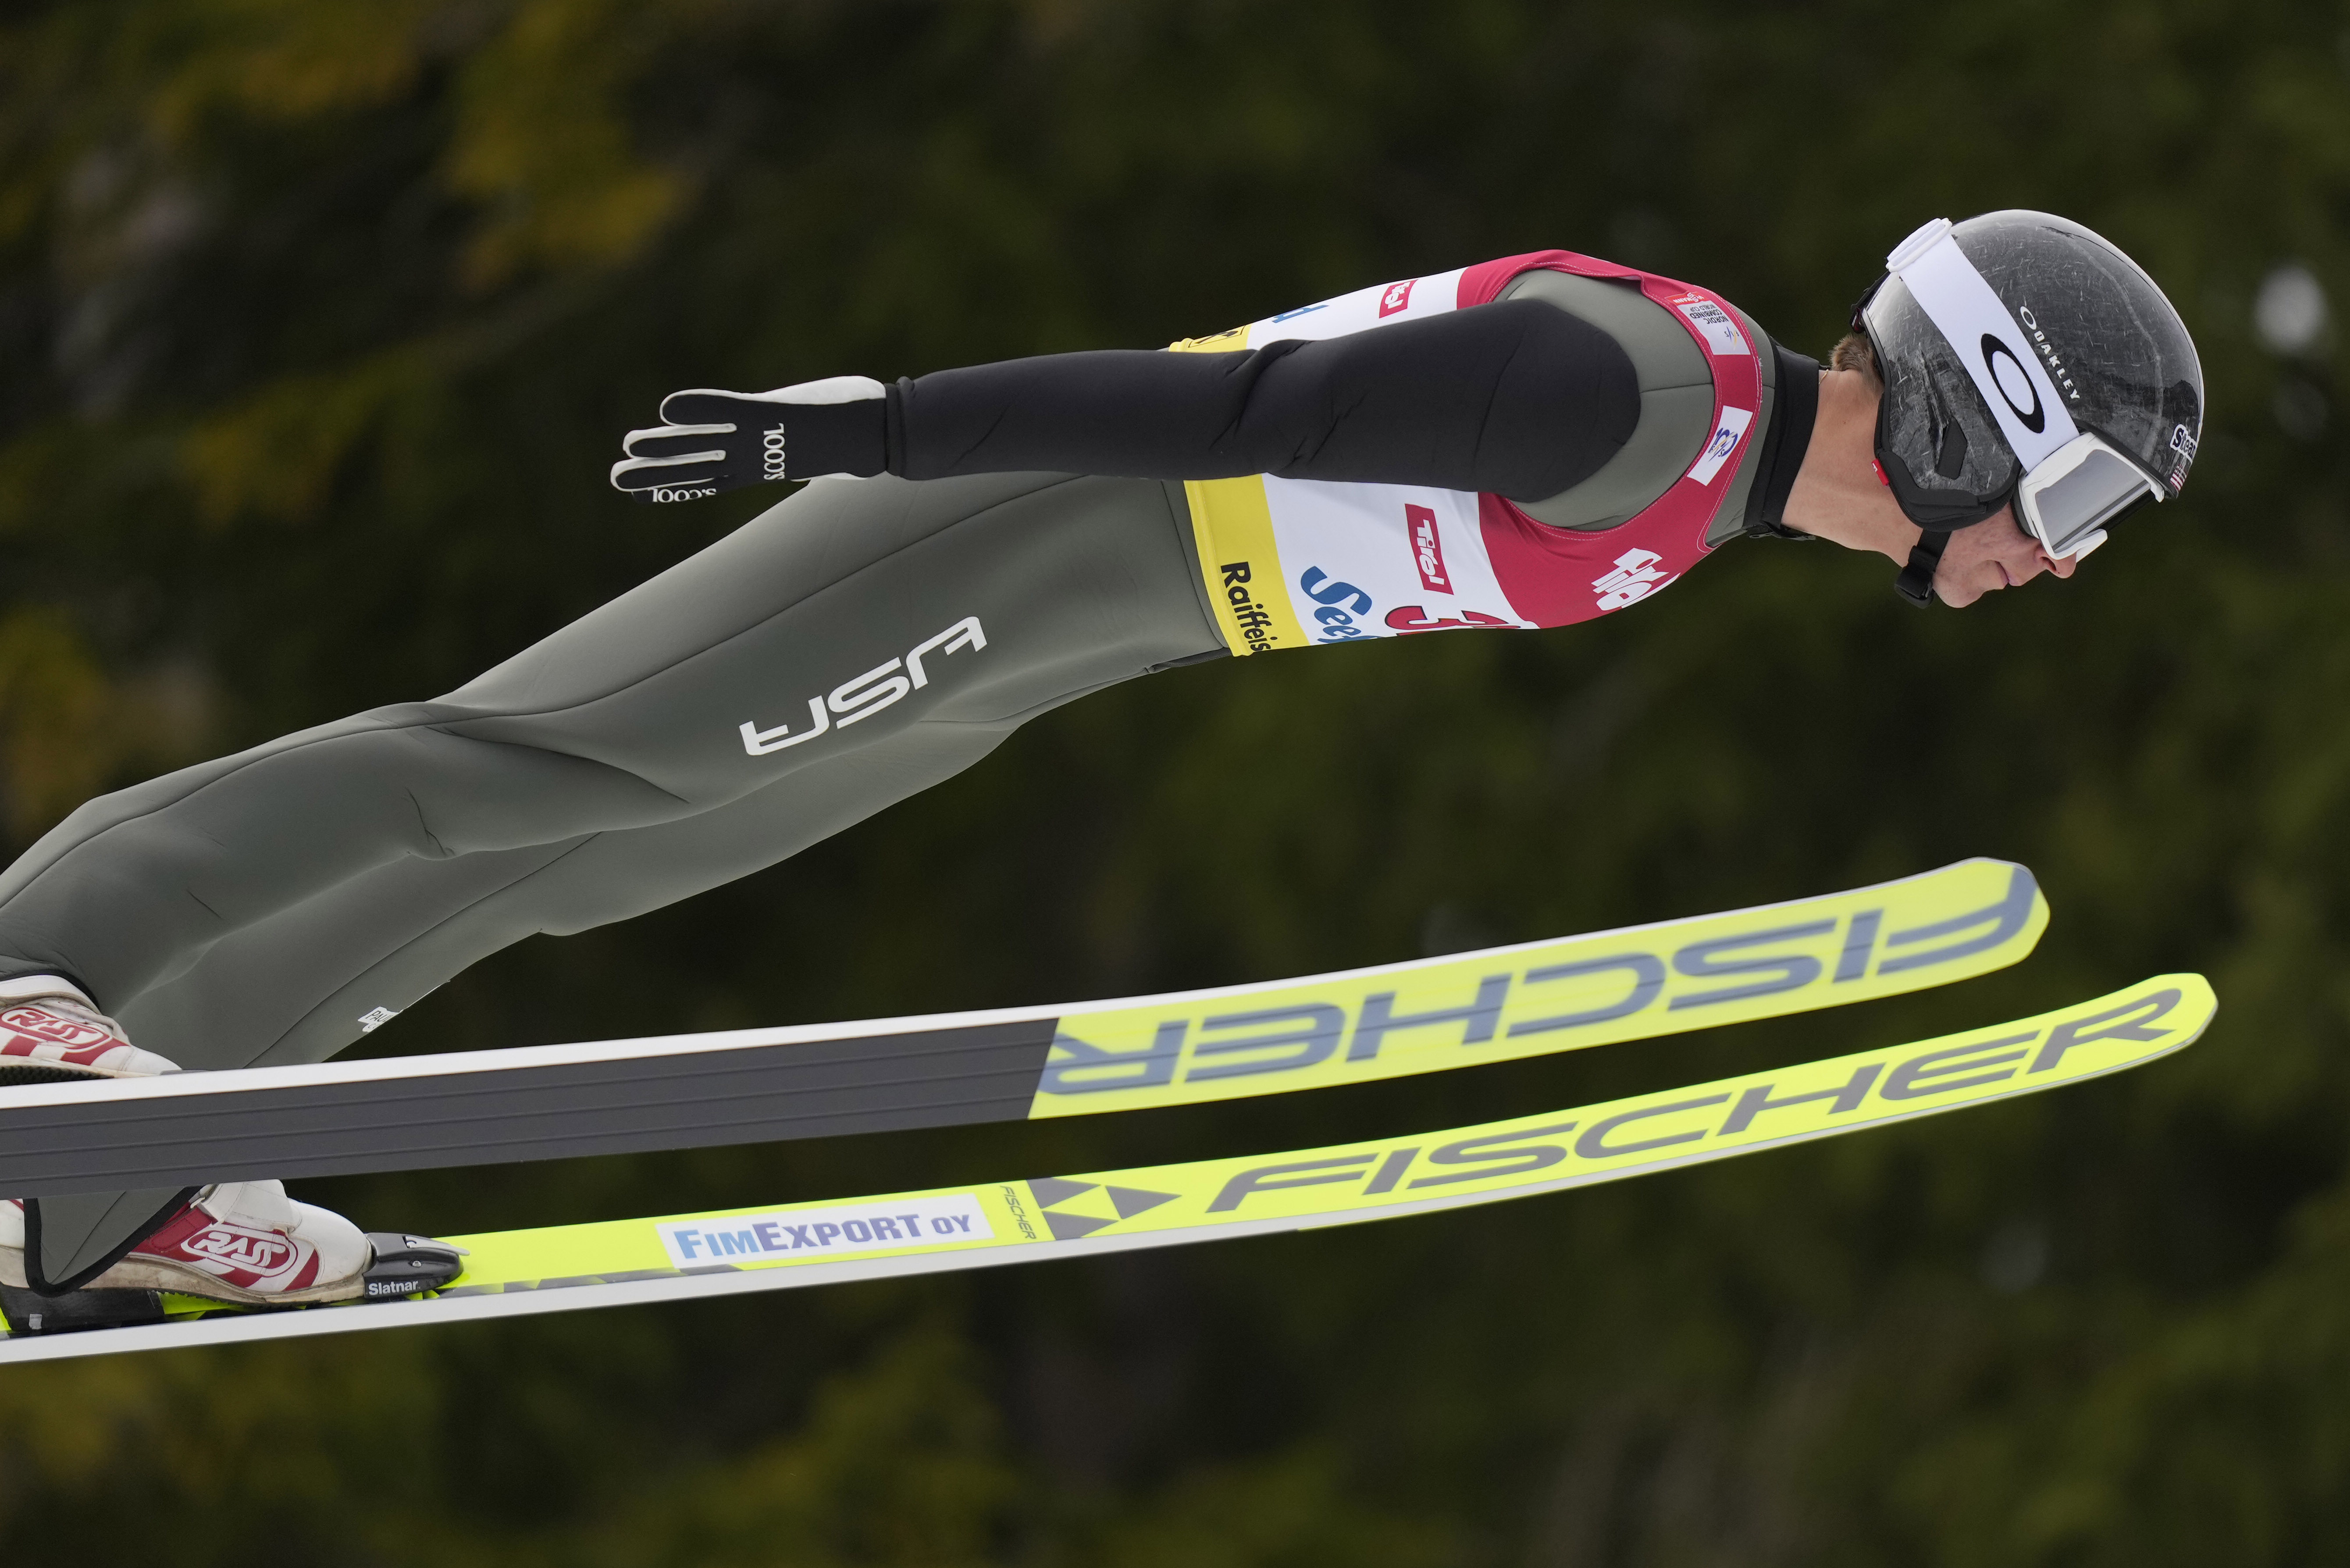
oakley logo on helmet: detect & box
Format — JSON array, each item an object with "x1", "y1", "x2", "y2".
[
  {"x1": 2016, "y1": 307, "x2": 2082, "y2": 405},
  {"x1": 1980, "y1": 335, "x2": 2045, "y2": 435}
]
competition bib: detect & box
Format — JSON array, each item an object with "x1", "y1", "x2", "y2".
[{"x1": 1174, "y1": 252, "x2": 1764, "y2": 654}]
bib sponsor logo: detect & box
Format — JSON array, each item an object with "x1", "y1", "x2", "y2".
[
  {"x1": 1670, "y1": 292, "x2": 1751, "y2": 356},
  {"x1": 659, "y1": 1194, "x2": 990, "y2": 1267},
  {"x1": 1297, "y1": 566, "x2": 1375, "y2": 642},
  {"x1": 1218, "y1": 562, "x2": 1282, "y2": 654},
  {"x1": 762, "y1": 424, "x2": 787, "y2": 480},
  {"x1": 739, "y1": 617, "x2": 986, "y2": 756},
  {"x1": 1040, "y1": 868, "x2": 2040, "y2": 1098},
  {"x1": 1592, "y1": 547, "x2": 1673, "y2": 612},
  {"x1": 1406, "y1": 503, "x2": 1452, "y2": 593},
  {"x1": 1222, "y1": 562, "x2": 1278, "y2": 653},
  {"x1": 1686, "y1": 406, "x2": 1755, "y2": 486},
  {"x1": 650, "y1": 485, "x2": 717, "y2": 503},
  {"x1": 1981, "y1": 335, "x2": 2045, "y2": 433},
  {"x1": 1385, "y1": 605, "x2": 1511, "y2": 634},
  {"x1": 1378, "y1": 279, "x2": 1417, "y2": 317},
  {"x1": 0, "y1": 1006, "x2": 111, "y2": 1050},
  {"x1": 179, "y1": 1223, "x2": 296, "y2": 1276}
]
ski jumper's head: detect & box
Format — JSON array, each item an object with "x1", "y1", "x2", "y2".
[{"x1": 1782, "y1": 210, "x2": 2204, "y2": 609}]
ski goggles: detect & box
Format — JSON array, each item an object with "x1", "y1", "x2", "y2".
[
  {"x1": 1870, "y1": 218, "x2": 2167, "y2": 559},
  {"x1": 2011, "y1": 431, "x2": 2161, "y2": 561}
]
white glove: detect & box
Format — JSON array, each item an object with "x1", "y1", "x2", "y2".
[{"x1": 609, "y1": 375, "x2": 888, "y2": 503}]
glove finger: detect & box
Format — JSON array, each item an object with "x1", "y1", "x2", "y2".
[
  {"x1": 611, "y1": 455, "x2": 724, "y2": 494},
  {"x1": 610, "y1": 450, "x2": 725, "y2": 482},
  {"x1": 623, "y1": 428, "x2": 734, "y2": 462},
  {"x1": 658, "y1": 388, "x2": 772, "y2": 428}
]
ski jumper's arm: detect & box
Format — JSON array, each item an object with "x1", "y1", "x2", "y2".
[
  {"x1": 630, "y1": 275, "x2": 1816, "y2": 549},
  {"x1": 888, "y1": 282, "x2": 1816, "y2": 544},
  {"x1": 891, "y1": 299, "x2": 1636, "y2": 502}
]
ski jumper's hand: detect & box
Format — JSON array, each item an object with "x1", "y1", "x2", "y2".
[{"x1": 611, "y1": 377, "x2": 889, "y2": 502}]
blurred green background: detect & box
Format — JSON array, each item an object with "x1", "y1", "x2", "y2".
[{"x1": 1, "y1": 0, "x2": 2346, "y2": 1561}]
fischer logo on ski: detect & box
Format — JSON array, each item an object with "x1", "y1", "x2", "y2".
[
  {"x1": 0, "y1": 860, "x2": 2051, "y2": 1203},
  {"x1": 0, "y1": 970, "x2": 2215, "y2": 1367},
  {"x1": 1027, "y1": 1177, "x2": 1177, "y2": 1241},
  {"x1": 1036, "y1": 864, "x2": 2042, "y2": 1110}
]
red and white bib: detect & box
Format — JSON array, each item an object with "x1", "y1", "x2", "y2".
[{"x1": 1174, "y1": 251, "x2": 1762, "y2": 653}]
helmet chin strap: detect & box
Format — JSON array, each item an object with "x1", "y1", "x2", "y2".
[{"x1": 1894, "y1": 529, "x2": 1949, "y2": 607}]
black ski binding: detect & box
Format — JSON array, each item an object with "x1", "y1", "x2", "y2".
[
  {"x1": 362, "y1": 1233, "x2": 468, "y2": 1300},
  {"x1": 0, "y1": 1283, "x2": 165, "y2": 1335}
]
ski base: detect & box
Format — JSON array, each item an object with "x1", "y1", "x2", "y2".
[
  {"x1": 0, "y1": 974, "x2": 2213, "y2": 1365},
  {"x1": 0, "y1": 859, "x2": 2043, "y2": 1197}
]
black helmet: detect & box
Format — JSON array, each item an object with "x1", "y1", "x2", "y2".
[{"x1": 1852, "y1": 211, "x2": 2204, "y2": 601}]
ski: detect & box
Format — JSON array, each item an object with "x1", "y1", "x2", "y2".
[
  {"x1": 0, "y1": 861, "x2": 2043, "y2": 1195},
  {"x1": 0, "y1": 973, "x2": 2211, "y2": 1364}
]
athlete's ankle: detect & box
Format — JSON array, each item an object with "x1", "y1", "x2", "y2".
[{"x1": 0, "y1": 973, "x2": 96, "y2": 1009}]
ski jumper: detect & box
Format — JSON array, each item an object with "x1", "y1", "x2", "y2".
[{"x1": 0, "y1": 252, "x2": 1817, "y2": 1288}]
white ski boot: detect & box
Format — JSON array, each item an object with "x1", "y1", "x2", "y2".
[
  {"x1": 1, "y1": 1187, "x2": 469, "y2": 1316},
  {"x1": 1, "y1": 1182, "x2": 375, "y2": 1302},
  {"x1": 0, "y1": 976, "x2": 466, "y2": 1315},
  {"x1": 0, "y1": 976, "x2": 180, "y2": 1083}
]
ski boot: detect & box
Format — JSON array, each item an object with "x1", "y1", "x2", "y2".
[
  {"x1": 0, "y1": 978, "x2": 466, "y2": 1332},
  {"x1": 0, "y1": 977, "x2": 179, "y2": 1083},
  {"x1": 0, "y1": 1186, "x2": 470, "y2": 1333}
]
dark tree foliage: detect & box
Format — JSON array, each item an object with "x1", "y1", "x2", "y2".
[{"x1": 0, "y1": 1, "x2": 2346, "y2": 1563}]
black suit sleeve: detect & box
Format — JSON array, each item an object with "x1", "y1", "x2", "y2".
[{"x1": 887, "y1": 298, "x2": 1641, "y2": 504}]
